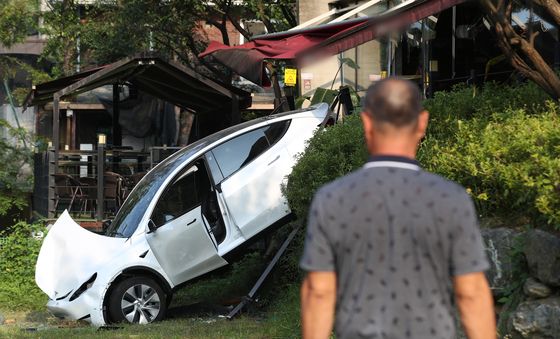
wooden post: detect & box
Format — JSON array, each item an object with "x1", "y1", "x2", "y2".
[
  {"x1": 50, "y1": 95, "x2": 61, "y2": 219},
  {"x1": 53, "y1": 95, "x2": 60, "y2": 169},
  {"x1": 230, "y1": 94, "x2": 240, "y2": 125},
  {"x1": 47, "y1": 147, "x2": 55, "y2": 218},
  {"x1": 112, "y1": 84, "x2": 122, "y2": 173},
  {"x1": 96, "y1": 140, "x2": 105, "y2": 221},
  {"x1": 112, "y1": 84, "x2": 122, "y2": 147}
]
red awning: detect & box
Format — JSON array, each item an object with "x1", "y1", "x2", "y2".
[{"x1": 200, "y1": 0, "x2": 466, "y2": 86}]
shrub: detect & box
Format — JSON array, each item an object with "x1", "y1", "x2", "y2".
[
  {"x1": 258, "y1": 81, "x2": 557, "y2": 335},
  {"x1": 283, "y1": 114, "x2": 367, "y2": 220},
  {"x1": 278, "y1": 115, "x2": 366, "y2": 282},
  {"x1": 279, "y1": 81, "x2": 559, "y2": 284},
  {"x1": 419, "y1": 103, "x2": 560, "y2": 227},
  {"x1": 423, "y1": 81, "x2": 549, "y2": 141},
  {"x1": 0, "y1": 221, "x2": 46, "y2": 310}
]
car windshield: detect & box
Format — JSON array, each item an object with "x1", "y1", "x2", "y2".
[{"x1": 105, "y1": 142, "x2": 208, "y2": 238}]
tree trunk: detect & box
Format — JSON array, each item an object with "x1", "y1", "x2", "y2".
[
  {"x1": 532, "y1": 0, "x2": 560, "y2": 26},
  {"x1": 177, "y1": 109, "x2": 195, "y2": 146},
  {"x1": 480, "y1": 0, "x2": 560, "y2": 99}
]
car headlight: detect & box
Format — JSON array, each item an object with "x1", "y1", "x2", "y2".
[{"x1": 69, "y1": 273, "x2": 97, "y2": 302}]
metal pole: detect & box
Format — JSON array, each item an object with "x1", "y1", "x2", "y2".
[
  {"x1": 354, "y1": 46, "x2": 359, "y2": 88},
  {"x1": 421, "y1": 19, "x2": 430, "y2": 98},
  {"x1": 97, "y1": 142, "x2": 105, "y2": 221},
  {"x1": 387, "y1": 39, "x2": 393, "y2": 76},
  {"x1": 227, "y1": 226, "x2": 300, "y2": 319},
  {"x1": 452, "y1": 6, "x2": 456, "y2": 79},
  {"x1": 339, "y1": 53, "x2": 345, "y2": 87}
]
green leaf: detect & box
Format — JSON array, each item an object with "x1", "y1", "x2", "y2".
[
  {"x1": 338, "y1": 57, "x2": 360, "y2": 70},
  {"x1": 310, "y1": 87, "x2": 338, "y2": 106}
]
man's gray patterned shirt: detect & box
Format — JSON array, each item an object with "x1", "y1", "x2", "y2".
[{"x1": 300, "y1": 156, "x2": 489, "y2": 339}]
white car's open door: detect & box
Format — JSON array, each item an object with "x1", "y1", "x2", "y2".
[
  {"x1": 146, "y1": 161, "x2": 228, "y2": 286},
  {"x1": 146, "y1": 206, "x2": 227, "y2": 285}
]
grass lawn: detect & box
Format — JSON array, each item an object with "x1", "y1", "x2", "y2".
[
  {"x1": 0, "y1": 315, "x2": 289, "y2": 338},
  {"x1": 0, "y1": 292, "x2": 301, "y2": 338},
  {"x1": 0, "y1": 264, "x2": 302, "y2": 339},
  {"x1": 0, "y1": 228, "x2": 302, "y2": 338}
]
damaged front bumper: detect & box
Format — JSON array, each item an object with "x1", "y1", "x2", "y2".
[
  {"x1": 45, "y1": 281, "x2": 107, "y2": 326},
  {"x1": 35, "y1": 211, "x2": 129, "y2": 327}
]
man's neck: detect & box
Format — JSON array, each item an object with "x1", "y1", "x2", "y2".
[
  {"x1": 366, "y1": 132, "x2": 420, "y2": 160},
  {"x1": 369, "y1": 151, "x2": 416, "y2": 160}
]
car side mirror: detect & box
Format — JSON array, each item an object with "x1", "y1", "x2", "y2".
[{"x1": 147, "y1": 219, "x2": 157, "y2": 234}]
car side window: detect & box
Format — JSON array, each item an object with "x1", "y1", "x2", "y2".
[
  {"x1": 212, "y1": 120, "x2": 291, "y2": 180},
  {"x1": 212, "y1": 128, "x2": 267, "y2": 179},
  {"x1": 264, "y1": 120, "x2": 290, "y2": 146},
  {"x1": 151, "y1": 160, "x2": 210, "y2": 227}
]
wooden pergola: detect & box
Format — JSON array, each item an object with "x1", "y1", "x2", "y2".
[{"x1": 25, "y1": 55, "x2": 251, "y2": 220}]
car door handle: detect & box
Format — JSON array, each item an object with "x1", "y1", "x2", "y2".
[
  {"x1": 187, "y1": 219, "x2": 196, "y2": 226},
  {"x1": 268, "y1": 155, "x2": 280, "y2": 166}
]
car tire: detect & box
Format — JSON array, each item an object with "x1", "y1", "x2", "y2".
[{"x1": 107, "y1": 276, "x2": 167, "y2": 324}]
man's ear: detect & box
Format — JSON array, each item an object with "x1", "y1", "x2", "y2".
[
  {"x1": 416, "y1": 110, "x2": 429, "y2": 140},
  {"x1": 361, "y1": 111, "x2": 373, "y2": 135}
]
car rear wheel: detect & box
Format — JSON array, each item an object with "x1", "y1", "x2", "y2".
[{"x1": 107, "y1": 276, "x2": 167, "y2": 324}]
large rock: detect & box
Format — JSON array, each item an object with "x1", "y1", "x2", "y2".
[
  {"x1": 523, "y1": 277, "x2": 552, "y2": 299},
  {"x1": 508, "y1": 297, "x2": 560, "y2": 338},
  {"x1": 481, "y1": 228, "x2": 522, "y2": 296},
  {"x1": 524, "y1": 230, "x2": 560, "y2": 287}
]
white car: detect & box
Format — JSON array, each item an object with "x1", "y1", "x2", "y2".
[{"x1": 35, "y1": 104, "x2": 330, "y2": 326}]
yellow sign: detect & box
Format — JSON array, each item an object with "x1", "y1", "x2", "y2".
[{"x1": 284, "y1": 68, "x2": 297, "y2": 86}]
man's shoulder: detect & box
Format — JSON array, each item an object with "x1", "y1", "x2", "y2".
[
  {"x1": 315, "y1": 167, "x2": 366, "y2": 198},
  {"x1": 418, "y1": 170, "x2": 470, "y2": 200}
]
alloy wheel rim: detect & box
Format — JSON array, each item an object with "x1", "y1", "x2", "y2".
[{"x1": 120, "y1": 283, "x2": 161, "y2": 324}]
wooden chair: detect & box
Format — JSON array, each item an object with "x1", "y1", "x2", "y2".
[
  {"x1": 53, "y1": 173, "x2": 86, "y2": 216},
  {"x1": 104, "y1": 171, "x2": 124, "y2": 215},
  {"x1": 78, "y1": 177, "x2": 97, "y2": 218}
]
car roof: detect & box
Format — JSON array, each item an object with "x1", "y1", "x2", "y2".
[{"x1": 168, "y1": 103, "x2": 328, "y2": 162}]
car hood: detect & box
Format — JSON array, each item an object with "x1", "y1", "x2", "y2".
[{"x1": 35, "y1": 211, "x2": 127, "y2": 300}]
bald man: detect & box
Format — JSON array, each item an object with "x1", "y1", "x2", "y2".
[{"x1": 300, "y1": 78, "x2": 496, "y2": 339}]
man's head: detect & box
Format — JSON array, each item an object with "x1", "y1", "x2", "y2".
[{"x1": 360, "y1": 78, "x2": 428, "y2": 158}]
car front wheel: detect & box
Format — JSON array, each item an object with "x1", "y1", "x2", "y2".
[{"x1": 107, "y1": 276, "x2": 167, "y2": 324}]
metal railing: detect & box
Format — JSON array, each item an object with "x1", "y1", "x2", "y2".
[{"x1": 44, "y1": 145, "x2": 182, "y2": 221}]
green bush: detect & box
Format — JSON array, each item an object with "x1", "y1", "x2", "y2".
[
  {"x1": 0, "y1": 221, "x2": 47, "y2": 310},
  {"x1": 283, "y1": 114, "x2": 367, "y2": 220},
  {"x1": 419, "y1": 103, "x2": 560, "y2": 227},
  {"x1": 258, "y1": 81, "x2": 557, "y2": 334},
  {"x1": 423, "y1": 82, "x2": 549, "y2": 142},
  {"x1": 279, "y1": 81, "x2": 559, "y2": 283}
]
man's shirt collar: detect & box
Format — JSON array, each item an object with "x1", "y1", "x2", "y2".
[{"x1": 364, "y1": 155, "x2": 421, "y2": 171}]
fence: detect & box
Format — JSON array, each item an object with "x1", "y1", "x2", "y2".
[{"x1": 36, "y1": 145, "x2": 182, "y2": 221}]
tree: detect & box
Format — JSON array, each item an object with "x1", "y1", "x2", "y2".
[
  {"x1": 479, "y1": 0, "x2": 560, "y2": 99},
  {"x1": 0, "y1": 119, "x2": 34, "y2": 217},
  {"x1": 39, "y1": 0, "x2": 296, "y2": 80},
  {"x1": 0, "y1": 0, "x2": 40, "y2": 213},
  {"x1": 0, "y1": 0, "x2": 38, "y2": 48}
]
